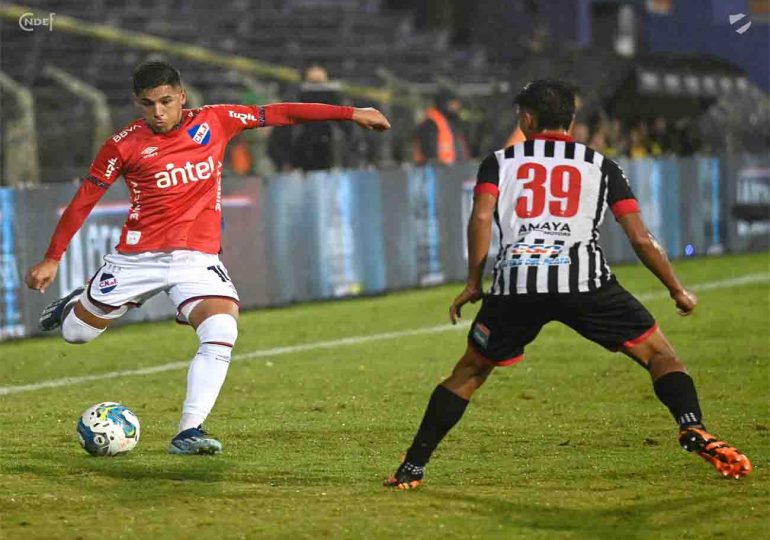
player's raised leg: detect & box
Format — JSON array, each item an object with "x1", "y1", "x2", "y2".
[
  {"x1": 623, "y1": 327, "x2": 752, "y2": 478},
  {"x1": 385, "y1": 346, "x2": 494, "y2": 489},
  {"x1": 60, "y1": 300, "x2": 123, "y2": 344},
  {"x1": 168, "y1": 298, "x2": 239, "y2": 455},
  {"x1": 38, "y1": 286, "x2": 127, "y2": 343},
  {"x1": 26, "y1": 258, "x2": 117, "y2": 341}
]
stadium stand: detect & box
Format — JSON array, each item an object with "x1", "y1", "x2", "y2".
[
  {"x1": 0, "y1": 0, "x2": 767, "y2": 184},
  {"x1": 0, "y1": 0, "x2": 511, "y2": 182}
]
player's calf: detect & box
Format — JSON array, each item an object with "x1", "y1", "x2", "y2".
[
  {"x1": 61, "y1": 297, "x2": 124, "y2": 344},
  {"x1": 627, "y1": 329, "x2": 751, "y2": 478},
  {"x1": 62, "y1": 309, "x2": 105, "y2": 344},
  {"x1": 172, "y1": 309, "x2": 238, "y2": 454},
  {"x1": 385, "y1": 348, "x2": 488, "y2": 489}
]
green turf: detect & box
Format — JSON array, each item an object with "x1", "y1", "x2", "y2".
[{"x1": 1, "y1": 252, "x2": 768, "y2": 539}]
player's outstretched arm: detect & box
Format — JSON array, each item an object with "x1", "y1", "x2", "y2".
[
  {"x1": 618, "y1": 212, "x2": 697, "y2": 316},
  {"x1": 261, "y1": 103, "x2": 389, "y2": 130},
  {"x1": 350, "y1": 107, "x2": 390, "y2": 131},
  {"x1": 25, "y1": 258, "x2": 60, "y2": 294},
  {"x1": 450, "y1": 192, "x2": 496, "y2": 324},
  {"x1": 25, "y1": 140, "x2": 120, "y2": 293},
  {"x1": 24, "y1": 179, "x2": 108, "y2": 294}
]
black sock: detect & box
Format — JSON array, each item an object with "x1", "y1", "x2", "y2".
[
  {"x1": 652, "y1": 371, "x2": 704, "y2": 429},
  {"x1": 404, "y1": 385, "x2": 469, "y2": 466}
]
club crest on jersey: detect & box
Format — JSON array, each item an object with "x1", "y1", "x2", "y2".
[
  {"x1": 518, "y1": 222, "x2": 571, "y2": 237},
  {"x1": 187, "y1": 122, "x2": 211, "y2": 145},
  {"x1": 98, "y1": 273, "x2": 118, "y2": 294}
]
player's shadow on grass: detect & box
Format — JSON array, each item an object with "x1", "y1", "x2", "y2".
[
  {"x1": 427, "y1": 491, "x2": 722, "y2": 540},
  {"x1": 9, "y1": 458, "x2": 231, "y2": 484}
]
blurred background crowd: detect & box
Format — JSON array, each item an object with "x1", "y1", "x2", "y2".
[{"x1": 0, "y1": 0, "x2": 768, "y2": 184}]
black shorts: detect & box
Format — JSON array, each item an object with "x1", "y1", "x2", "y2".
[{"x1": 468, "y1": 277, "x2": 657, "y2": 366}]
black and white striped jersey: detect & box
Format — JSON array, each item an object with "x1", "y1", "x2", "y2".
[{"x1": 474, "y1": 133, "x2": 639, "y2": 295}]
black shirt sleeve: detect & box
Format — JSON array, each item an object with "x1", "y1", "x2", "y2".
[
  {"x1": 603, "y1": 157, "x2": 640, "y2": 218},
  {"x1": 603, "y1": 158, "x2": 636, "y2": 205},
  {"x1": 476, "y1": 154, "x2": 500, "y2": 187}
]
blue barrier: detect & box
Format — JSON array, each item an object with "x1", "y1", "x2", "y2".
[{"x1": 2, "y1": 154, "x2": 766, "y2": 340}]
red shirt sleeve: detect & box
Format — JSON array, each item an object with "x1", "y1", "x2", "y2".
[
  {"x1": 212, "y1": 103, "x2": 354, "y2": 138},
  {"x1": 610, "y1": 198, "x2": 640, "y2": 219},
  {"x1": 262, "y1": 103, "x2": 354, "y2": 126},
  {"x1": 211, "y1": 104, "x2": 265, "y2": 137},
  {"x1": 44, "y1": 140, "x2": 123, "y2": 260}
]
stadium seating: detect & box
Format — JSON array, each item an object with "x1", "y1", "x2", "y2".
[
  {"x1": 0, "y1": 0, "x2": 506, "y2": 181},
  {"x1": 1, "y1": 0, "x2": 765, "y2": 183}
]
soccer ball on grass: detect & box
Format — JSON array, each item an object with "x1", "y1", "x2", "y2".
[{"x1": 76, "y1": 402, "x2": 140, "y2": 456}]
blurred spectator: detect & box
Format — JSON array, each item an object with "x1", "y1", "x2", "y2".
[
  {"x1": 588, "y1": 128, "x2": 607, "y2": 152},
  {"x1": 413, "y1": 89, "x2": 470, "y2": 165},
  {"x1": 267, "y1": 64, "x2": 372, "y2": 172},
  {"x1": 649, "y1": 116, "x2": 672, "y2": 155},
  {"x1": 628, "y1": 125, "x2": 649, "y2": 159},
  {"x1": 580, "y1": 114, "x2": 711, "y2": 159},
  {"x1": 228, "y1": 134, "x2": 254, "y2": 175},
  {"x1": 292, "y1": 65, "x2": 343, "y2": 171},
  {"x1": 675, "y1": 118, "x2": 703, "y2": 156},
  {"x1": 604, "y1": 118, "x2": 628, "y2": 158}
]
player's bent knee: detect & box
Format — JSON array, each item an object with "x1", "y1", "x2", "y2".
[
  {"x1": 648, "y1": 351, "x2": 685, "y2": 378},
  {"x1": 62, "y1": 310, "x2": 105, "y2": 344},
  {"x1": 195, "y1": 313, "x2": 238, "y2": 347},
  {"x1": 464, "y1": 347, "x2": 495, "y2": 372}
]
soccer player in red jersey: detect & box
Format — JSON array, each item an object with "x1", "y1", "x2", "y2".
[
  {"x1": 385, "y1": 80, "x2": 751, "y2": 489},
  {"x1": 24, "y1": 61, "x2": 390, "y2": 455}
]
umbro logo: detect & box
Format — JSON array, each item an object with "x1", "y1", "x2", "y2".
[{"x1": 141, "y1": 146, "x2": 158, "y2": 159}]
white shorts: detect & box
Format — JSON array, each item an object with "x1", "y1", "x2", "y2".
[{"x1": 83, "y1": 250, "x2": 239, "y2": 324}]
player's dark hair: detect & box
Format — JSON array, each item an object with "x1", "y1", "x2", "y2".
[
  {"x1": 514, "y1": 79, "x2": 577, "y2": 130},
  {"x1": 132, "y1": 61, "x2": 182, "y2": 94}
]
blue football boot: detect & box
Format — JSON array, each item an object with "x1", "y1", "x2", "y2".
[
  {"x1": 168, "y1": 426, "x2": 223, "y2": 455},
  {"x1": 38, "y1": 286, "x2": 84, "y2": 331}
]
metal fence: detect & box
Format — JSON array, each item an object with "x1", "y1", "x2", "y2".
[{"x1": 1, "y1": 154, "x2": 768, "y2": 341}]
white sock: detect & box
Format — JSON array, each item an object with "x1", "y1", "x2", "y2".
[
  {"x1": 179, "y1": 413, "x2": 206, "y2": 433},
  {"x1": 179, "y1": 343, "x2": 232, "y2": 432},
  {"x1": 61, "y1": 309, "x2": 104, "y2": 344}
]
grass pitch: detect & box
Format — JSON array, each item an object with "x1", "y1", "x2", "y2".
[{"x1": 1, "y1": 252, "x2": 768, "y2": 539}]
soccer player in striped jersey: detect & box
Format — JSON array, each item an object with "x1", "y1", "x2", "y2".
[
  {"x1": 25, "y1": 61, "x2": 390, "y2": 455},
  {"x1": 385, "y1": 79, "x2": 751, "y2": 489}
]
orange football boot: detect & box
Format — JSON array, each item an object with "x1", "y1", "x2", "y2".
[
  {"x1": 679, "y1": 427, "x2": 752, "y2": 479},
  {"x1": 384, "y1": 460, "x2": 424, "y2": 490}
]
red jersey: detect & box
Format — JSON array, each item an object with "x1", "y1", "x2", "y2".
[{"x1": 45, "y1": 103, "x2": 354, "y2": 260}]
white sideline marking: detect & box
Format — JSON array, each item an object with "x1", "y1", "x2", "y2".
[{"x1": 1, "y1": 272, "x2": 767, "y2": 397}]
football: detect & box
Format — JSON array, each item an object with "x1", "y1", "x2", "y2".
[{"x1": 76, "y1": 402, "x2": 141, "y2": 457}]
